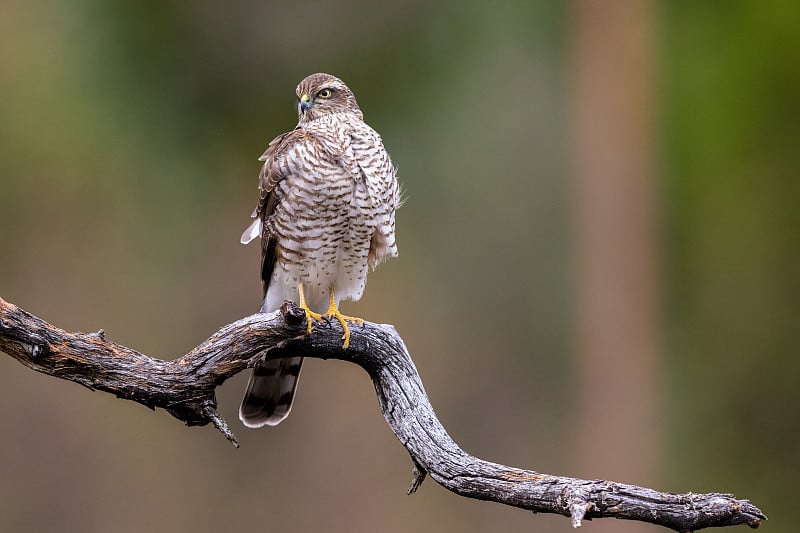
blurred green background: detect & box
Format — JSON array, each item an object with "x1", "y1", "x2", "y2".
[{"x1": 1, "y1": 1, "x2": 797, "y2": 532}]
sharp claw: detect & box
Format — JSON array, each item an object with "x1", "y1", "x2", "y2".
[
  {"x1": 300, "y1": 286, "x2": 363, "y2": 348},
  {"x1": 342, "y1": 333, "x2": 350, "y2": 349},
  {"x1": 330, "y1": 311, "x2": 363, "y2": 349},
  {"x1": 302, "y1": 307, "x2": 324, "y2": 335},
  {"x1": 336, "y1": 316, "x2": 352, "y2": 349}
]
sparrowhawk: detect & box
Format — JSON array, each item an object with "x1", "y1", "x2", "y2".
[{"x1": 239, "y1": 73, "x2": 400, "y2": 427}]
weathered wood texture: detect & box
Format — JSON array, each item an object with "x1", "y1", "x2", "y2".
[{"x1": 0, "y1": 297, "x2": 765, "y2": 531}]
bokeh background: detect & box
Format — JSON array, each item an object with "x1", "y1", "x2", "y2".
[{"x1": 1, "y1": 1, "x2": 797, "y2": 532}]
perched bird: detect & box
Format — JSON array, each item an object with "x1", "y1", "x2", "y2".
[{"x1": 238, "y1": 73, "x2": 400, "y2": 428}]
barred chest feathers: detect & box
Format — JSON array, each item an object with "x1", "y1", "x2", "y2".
[{"x1": 263, "y1": 113, "x2": 398, "y2": 314}]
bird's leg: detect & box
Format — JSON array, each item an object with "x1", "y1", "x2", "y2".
[
  {"x1": 298, "y1": 283, "x2": 324, "y2": 335},
  {"x1": 323, "y1": 288, "x2": 364, "y2": 349}
]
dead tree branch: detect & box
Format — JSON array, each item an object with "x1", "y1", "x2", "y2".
[{"x1": 0, "y1": 296, "x2": 765, "y2": 531}]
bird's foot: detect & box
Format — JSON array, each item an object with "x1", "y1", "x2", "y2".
[
  {"x1": 322, "y1": 305, "x2": 364, "y2": 349},
  {"x1": 298, "y1": 283, "x2": 326, "y2": 335},
  {"x1": 301, "y1": 304, "x2": 325, "y2": 335}
]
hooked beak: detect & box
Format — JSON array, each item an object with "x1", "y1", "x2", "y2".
[{"x1": 299, "y1": 93, "x2": 311, "y2": 113}]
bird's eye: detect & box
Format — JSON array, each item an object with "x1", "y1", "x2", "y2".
[{"x1": 318, "y1": 88, "x2": 332, "y2": 99}]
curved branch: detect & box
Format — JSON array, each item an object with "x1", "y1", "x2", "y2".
[{"x1": 0, "y1": 297, "x2": 765, "y2": 530}]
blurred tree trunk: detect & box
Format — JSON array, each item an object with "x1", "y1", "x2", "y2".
[{"x1": 568, "y1": 2, "x2": 662, "y2": 532}]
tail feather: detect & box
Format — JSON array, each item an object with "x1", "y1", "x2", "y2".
[{"x1": 239, "y1": 356, "x2": 303, "y2": 427}]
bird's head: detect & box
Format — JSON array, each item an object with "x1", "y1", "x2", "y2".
[{"x1": 295, "y1": 73, "x2": 363, "y2": 123}]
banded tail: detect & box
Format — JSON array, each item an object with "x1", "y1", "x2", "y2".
[{"x1": 239, "y1": 356, "x2": 303, "y2": 427}]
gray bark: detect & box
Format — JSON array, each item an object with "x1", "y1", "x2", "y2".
[{"x1": 0, "y1": 297, "x2": 765, "y2": 531}]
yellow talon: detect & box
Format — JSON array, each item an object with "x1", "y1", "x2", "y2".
[
  {"x1": 298, "y1": 283, "x2": 324, "y2": 334},
  {"x1": 323, "y1": 289, "x2": 364, "y2": 349},
  {"x1": 298, "y1": 285, "x2": 363, "y2": 348},
  {"x1": 335, "y1": 313, "x2": 364, "y2": 348}
]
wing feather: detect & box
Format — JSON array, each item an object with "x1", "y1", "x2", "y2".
[{"x1": 249, "y1": 129, "x2": 308, "y2": 298}]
